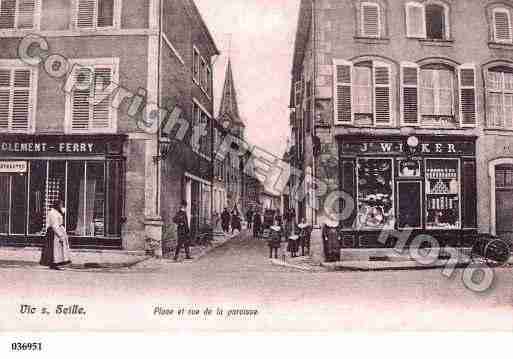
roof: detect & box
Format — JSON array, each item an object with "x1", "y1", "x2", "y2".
[
  {"x1": 185, "y1": 0, "x2": 220, "y2": 55},
  {"x1": 218, "y1": 59, "x2": 244, "y2": 126}
]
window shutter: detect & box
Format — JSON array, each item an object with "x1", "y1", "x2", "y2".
[
  {"x1": 374, "y1": 63, "x2": 392, "y2": 125},
  {"x1": 0, "y1": 69, "x2": 10, "y2": 130},
  {"x1": 11, "y1": 69, "x2": 31, "y2": 131},
  {"x1": 405, "y1": 2, "x2": 426, "y2": 38},
  {"x1": 362, "y1": 3, "x2": 380, "y2": 37},
  {"x1": 92, "y1": 67, "x2": 112, "y2": 129},
  {"x1": 459, "y1": 64, "x2": 477, "y2": 126},
  {"x1": 97, "y1": 0, "x2": 114, "y2": 28},
  {"x1": 0, "y1": 0, "x2": 16, "y2": 29},
  {"x1": 401, "y1": 63, "x2": 420, "y2": 125},
  {"x1": 333, "y1": 60, "x2": 353, "y2": 125},
  {"x1": 71, "y1": 66, "x2": 93, "y2": 131},
  {"x1": 493, "y1": 9, "x2": 512, "y2": 42},
  {"x1": 77, "y1": 0, "x2": 95, "y2": 28}
]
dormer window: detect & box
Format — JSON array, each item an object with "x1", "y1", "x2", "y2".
[{"x1": 406, "y1": 1, "x2": 450, "y2": 40}]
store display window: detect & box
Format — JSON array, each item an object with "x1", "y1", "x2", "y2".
[
  {"x1": 356, "y1": 158, "x2": 395, "y2": 229},
  {"x1": 425, "y1": 158, "x2": 461, "y2": 229}
]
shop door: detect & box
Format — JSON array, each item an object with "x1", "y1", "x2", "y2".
[{"x1": 495, "y1": 166, "x2": 513, "y2": 243}]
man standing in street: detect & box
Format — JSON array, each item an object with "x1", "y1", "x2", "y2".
[
  {"x1": 221, "y1": 207, "x2": 231, "y2": 233},
  {"x1": 173, "y1": 200, "x2": 192, "y2": 261}
]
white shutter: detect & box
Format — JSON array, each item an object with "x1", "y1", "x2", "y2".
[
  {"x1": 362, "y1": 2, "x2": 380, "y2": 38},
  {"x1": 333, "y1": 59, "x2": 353, "y2": 125},
  {"x1": 11, "y1": 69, "x2": 31, "y2": 131},
  {"x1": 77, "y1": 0, "x2": 95, "y2": 28},
  {"x1": 405, "y1": 2, "x2": 426, "y2": 38},
  {"x1": 401, "y1": 62, "x2": 420, "y2": 125},
  {"x1": 92, "y1": 66, "x2": 112, "y2": 129},
  {"x1": 71, "y1": 66, "x2": 93, "y2": 131},
  {"x1": 493, "y1": 9, "x2": 512, "y2": 42},
  {"x1": 374, "y1": 62, "x2": 392, "y2": 125},
  {"x1": 0, "y1": 69, "x2": 11, "y2": 130},
  {"x1": 459, "y1": 64, "x2": 477, "y2": 127},
  {"x1": 16, "y1": 0, "x2": 35, "y2": 29}
]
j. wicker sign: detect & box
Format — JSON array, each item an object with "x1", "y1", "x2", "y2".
[
  {"x1": 340, "y1": 138, "x2": 475, "y2": 156},
  {"x1": 0, "y1": 135, "x2": 125, "y2": 156}
]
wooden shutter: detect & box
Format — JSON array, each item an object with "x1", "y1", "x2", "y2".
[
  {"x1": 0, "y1": 0, "x2": 16, "y2": 29},
  {"x1": 461, "y1": 159, "x2": 477, "y2": 228},
  {"x1": 374, "y1": 62, "x2": 392, "y2": 125},
  {"x1": 405, "y1": 2, "x2": 426, "y2": 38},
  {"x1": 333, "y1": 60, "x2": 353, "y2": 125},
  {"x1": 340, "y1": 158, "x2": 356, "y2": 227},
  {"x1": 459, "y1": 64, "x2": 477, "y2": 127},
  {"x1": 362, "y1": 2, "x2": 380, "y2": 37},
  {"x1": 16, "y1": 0, "x2": 36, "y2": 29},
  {"x1": 401, "y1": 63, "x2": 420, "y2": 125},
  {"x1": 71, "y1": 66, "x2": 93, "y2": 131},
  {"x1": 493, "y1": 9, "x2": 512, "y2": 42},
  {"x1": 92, "y1": 66, "x2": 112, "y2": 129},
  {"x1": 77, "y1": 0, "x2": 95, "y2": 28},
  {"x1": 0, "y1": 69, "x2": 10, "y2": 130},
  {"x1": 11, "y1": 69, "x2": 31, "y2": 131}
]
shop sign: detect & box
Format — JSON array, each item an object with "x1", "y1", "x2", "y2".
[
  {"x1": 340, "y1": 139, "x2": 475, "y2": 156},
  {"x1": 0, "y1": 136, "x2": 124, "y2": 156},
  {"x1": 0, "y1": 160, "x2": 27, "y2": 173}
]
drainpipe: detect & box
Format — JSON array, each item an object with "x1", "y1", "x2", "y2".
[
  {"x1": 156, "y1": 0, "x2": 163, "y2": 217},
  {"x1": 311, "y1": 0, "x2": 318, "y2": 226}
]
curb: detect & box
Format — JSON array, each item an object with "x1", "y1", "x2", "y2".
[{"x1": 270, "y1": 258, "x2": 326, "y2": 272}]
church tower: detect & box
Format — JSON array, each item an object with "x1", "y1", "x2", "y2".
[{"x1": 218, "y1": 59, "x2": 245, "y2": 139}]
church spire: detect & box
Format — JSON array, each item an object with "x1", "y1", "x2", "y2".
[{"x1": 219, "y1": 59, "x2": 243, "y2": 125}]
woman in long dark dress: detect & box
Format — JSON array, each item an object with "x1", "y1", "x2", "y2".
[
  {"x1": 40, "y1": 200, "x2": 72, "y2": 270},
  {"x1": 231, "y1": 210, "x2": 241, "y2": 234},
  {"x1": 253, "y1": 210, "x2": 262, "y2": 239}
]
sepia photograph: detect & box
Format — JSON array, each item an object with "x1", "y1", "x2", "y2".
[{"x1": 0, "y1": 0, "x2": 512, "y2": 342}]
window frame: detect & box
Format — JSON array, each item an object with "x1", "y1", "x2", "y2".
[
  {"x1": 0, "y1": 59, "x2": 38, "y2": 134},
  {"x1": 405, "y1": 1, "x2": 450, "y2": 40},
  {"x1": 64, "y1": 57, "x2": 119, "y2": 134},
  {"x1": 360, "y1": 2, "x2": 381, "y2": 38},
  {"x1": 486, "y1": 67, "x2": 513, "y2": 129},
  {"x1": 74, "y1": 0, "x2": 121, "y2": 30},
  {"x1": 192, "y1": 45, "x2": 200, "y2": 85},
  {"x1": 419, "y1": 67, "x2": 455, "y2": 117},
  {"x1": 191, "y1": 98, "x2": 213, "y2": 161},
  {"x1": 0, "y1": 0, "x2": 42, "y2": 31}
]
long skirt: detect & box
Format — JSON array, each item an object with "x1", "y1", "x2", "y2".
[{"x1": 40, "y1": 227, "x2": 72, "y2": 267}]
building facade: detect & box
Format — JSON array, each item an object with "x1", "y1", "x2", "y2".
[
  {"x1": 0, "y1": 0, "x2": 218, "y2": 253},
  {"x1": 290, "y1": 0, "x2": 513, "y2": 248}
]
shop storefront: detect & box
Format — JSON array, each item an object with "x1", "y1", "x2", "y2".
[
  {"x1": 0, "y1": 134, "x2": 126, "y2": 249},
  {"x1": 338, "y1": 135, "x2": 477, "y2": 248}
]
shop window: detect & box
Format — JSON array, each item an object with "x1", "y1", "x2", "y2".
[
  {"x1": 0, "y1": 176, "x2": 10, "y2": 233},
  {"x1": 28, "y1": 160, "x2": 46, "y2": 235},
  {"x1": 333, "y1": 60, "x2": 392, "y2": 126},
  {"x1": 355, "y1": 158, "x2": 394, "y2": 229},
  {"x1": 0, "y1": 173, "x2": 26, "y2": 234},
  {"x1": 486, "y1": 67, "x2": 513, "y2": 129},
  {"x1": 76, "y1": 0, "x2": 116, "y2": 29},
  {"x1": 425, "y1": 159, "x2": 461, "y2": 229},
  {"x1": 0, "y1": 66, "x2": 35, "y2": 133},
  {"x1": 67, "y1": 60, "x2": 118, "y2": 133},
  {"x1": 0, "y1": 0, "x2": 40, "y2": 30},
  {"x1": 405, "y1": 2, "x2": 449, "y2": 40}
]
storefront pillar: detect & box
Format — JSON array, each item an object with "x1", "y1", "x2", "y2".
[{"x1": 143, "y1": 137, "x2": 163, "y2": 256}]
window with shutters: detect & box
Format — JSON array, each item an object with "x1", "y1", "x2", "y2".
[
  {"x1": 492, "y1": 8, "x2": 512, "y2": 43},
  {"x1": 0, "y1": 64, "x2": 36, "y2": 133},
  {"x1": 66, "y1": 59, "x2": 118, "y2": 134},
  {"x1": 405, "y1": 1, "x2": 450, "y2": 40},
  {"x1": 333, "y1": 59, "x2": 393, "y2": 126},
  {"x1": 75, "y1": 0, "x2": 118, "y2": 29},
  {"x1": 0, "y1": 0, "x2": 40, "y2": 30},
  {"x1": 360, "y1": 2, "x2": 380, "y2": 38},
  {"x1": 486, "y1": 67, "x2": 513, "y2": 129},
  {"x1": 192, "y1": 46, "x2": 200, "y2": 84}
]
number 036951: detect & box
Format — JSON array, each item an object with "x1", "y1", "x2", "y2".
[{"x1": 11, "y1": 342, "x2": 42, "y2": 351}]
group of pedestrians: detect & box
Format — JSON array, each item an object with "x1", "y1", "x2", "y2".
[{"x1": 220, "y1": 207, "x2": 242, "y2": 234}]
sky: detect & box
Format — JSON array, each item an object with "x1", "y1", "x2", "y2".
[{"x1": 194, "y1": 0, "x2": 300, "y2": 158}]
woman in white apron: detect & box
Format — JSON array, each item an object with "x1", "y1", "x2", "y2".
[{"x1": 40, "y1": 200, "x2": 72, "y2": 270}]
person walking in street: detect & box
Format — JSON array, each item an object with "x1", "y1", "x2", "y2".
[
  {"x1": 40, "y1": 199, "x2": 72, "y2": 270},
  {"x1": 268, "y1": 220, "x2": 282, "y2": 259},
  {"x1": 231, "y1": 209, "x2": 241, "y2": 234},
  {"x1": 173, "y1": 201, "x2": 192, "y2": 261},
  {"x1": 253, "y1": 210, "x2": 262, "y2": 239},
  {"x1": 221, "y1": 207, "x2": 231, "y2": 234},
  {"x1": 246, "y1": 209, "x2": 253, "y2": 230}
]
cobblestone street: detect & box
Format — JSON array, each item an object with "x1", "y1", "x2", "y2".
[{"x1": 0, "y1": 230, "x2": 512, "y2": 331}]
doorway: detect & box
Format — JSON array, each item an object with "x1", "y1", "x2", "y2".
[{"x1": 495, "y1": 165, "x2": 513, "y2": 243}]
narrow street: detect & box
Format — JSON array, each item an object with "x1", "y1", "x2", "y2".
[{"x1": 0, "y1": 230, "x2": 512, "y2": 331}]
